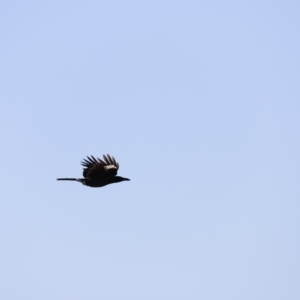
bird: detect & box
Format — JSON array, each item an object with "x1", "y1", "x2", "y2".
[{"x1": 57, "y1": 154, "x2": 130, "y2": 188}]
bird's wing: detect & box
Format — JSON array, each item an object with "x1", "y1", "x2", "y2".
[{"x1": 81, "y1": 154, "x2": 119, "y2": 180}]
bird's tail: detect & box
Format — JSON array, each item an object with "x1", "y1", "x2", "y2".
[{"x1": 57, "y1": 178, "x2": 79, "y2": 181}]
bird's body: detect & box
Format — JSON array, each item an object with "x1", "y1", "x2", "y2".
[{"x1": 57, "y1": 154, "x2": 130, "y2": 188}]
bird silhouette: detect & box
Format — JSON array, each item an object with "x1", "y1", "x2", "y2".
[{"x1": 57, "y1": 154, "x2": 130, "y2": 188}]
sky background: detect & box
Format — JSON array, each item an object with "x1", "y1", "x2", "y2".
[{"x1": 1, "y1": 1, "x2": 299, "y2": 299}]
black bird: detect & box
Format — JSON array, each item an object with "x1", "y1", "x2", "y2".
[{"x1": 57, "y1": 154, "x2": 130, "y2": 188}]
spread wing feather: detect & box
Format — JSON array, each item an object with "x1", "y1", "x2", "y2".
[{"x1": 81, "y1": 154, "x2": 119, "y2": 179}]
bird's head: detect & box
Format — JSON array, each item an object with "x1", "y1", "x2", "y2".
[{"x1": 113, "y1": 176, "x2": 130, "y2": 183}]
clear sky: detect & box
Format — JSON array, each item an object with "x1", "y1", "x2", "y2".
[{"x1": 1, "y1": 1, "x2": 299, "y2": 299}]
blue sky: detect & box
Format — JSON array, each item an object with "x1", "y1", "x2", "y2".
[{"x1": 1, "y1": 1, "x2": 299, "y2": 299}]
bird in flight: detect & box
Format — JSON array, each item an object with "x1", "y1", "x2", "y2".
[{"x1": 57, "y1": 154, "x2": 130, "y2": 188}]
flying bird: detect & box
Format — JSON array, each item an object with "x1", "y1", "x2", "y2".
[{"x1": 57, "y1": 154, "x2": 130, "y2": 188}]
